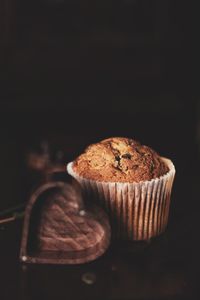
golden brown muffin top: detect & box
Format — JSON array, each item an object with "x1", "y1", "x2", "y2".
[{"x1": 73, "y1": 137, "x2": 169, "y2": 183}]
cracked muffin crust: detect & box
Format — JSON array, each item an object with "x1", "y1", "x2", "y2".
[{"x1": 72, "y1": 137, "x2": 169, "y2": 183}]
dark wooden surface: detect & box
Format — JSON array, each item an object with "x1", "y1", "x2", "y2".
[{"x1": 0, "y1": 108, "x2": 199, "y2": 300}]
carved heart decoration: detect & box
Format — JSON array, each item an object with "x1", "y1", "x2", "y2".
[{"x1": 20, "y1": 181, "x2": 111, "y2": 264}]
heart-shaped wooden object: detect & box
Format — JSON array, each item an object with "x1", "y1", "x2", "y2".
[{"x1": 20, "y1": 180, "x2": 111, "y2": 264}]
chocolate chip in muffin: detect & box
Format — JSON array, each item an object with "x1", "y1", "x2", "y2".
[{"x1": 122, "y1": 153, "x2": 132, "y2": 159}]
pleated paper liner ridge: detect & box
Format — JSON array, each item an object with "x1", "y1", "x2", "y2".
[{"x1": 67, "y1": 158, "x2": 175, "y2": 241}]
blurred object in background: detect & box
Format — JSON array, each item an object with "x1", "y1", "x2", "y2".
[
  {"x1": 26, "y1": 140, "x2": 50, "y2": 173},
  {"x1": 26, "y1": 139, "x2": 66, "y2": 184}
]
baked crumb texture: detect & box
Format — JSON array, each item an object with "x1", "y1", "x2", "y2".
[{"x1": 73, "y1": 137, "x2": 169, "y2": 183}]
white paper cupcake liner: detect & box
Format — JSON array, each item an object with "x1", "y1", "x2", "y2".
[{"x1": 67, "y1": 158, "x2": 175, "y2": 241}]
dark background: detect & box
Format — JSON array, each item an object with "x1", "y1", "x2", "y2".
[
  {"x1": 0, "y1": 0, "x2": 198, "y2": 211},
  {"x1": 0, "y1": 1, "x2": 200, "y2": 300},
  {"x1": 0, "y1": 0, "x2": 196, "y2": 109}
]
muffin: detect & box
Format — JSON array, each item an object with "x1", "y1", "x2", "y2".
[{"x1": 67, "y1": 137, "x2": 175, "y2": 240}]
